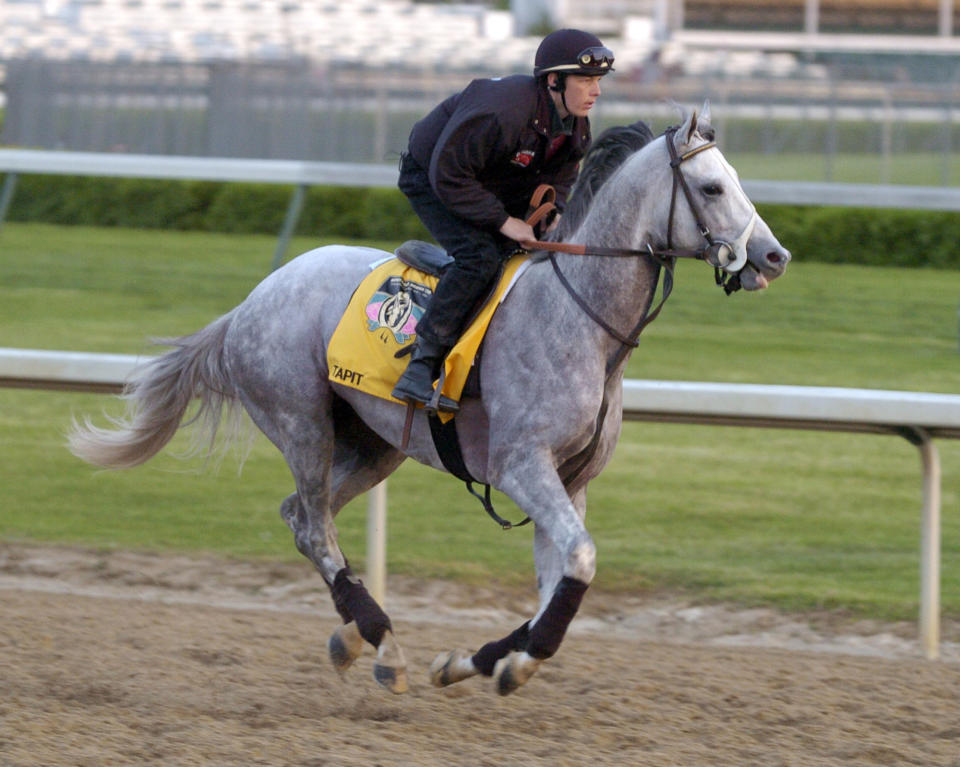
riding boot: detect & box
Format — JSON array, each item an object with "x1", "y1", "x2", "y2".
[{"x1": 391, "y1": 337, "x2": 460, "y2": 413}]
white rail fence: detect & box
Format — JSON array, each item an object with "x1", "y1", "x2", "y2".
[
  {"x1": 2, "y1": 347, "x2": 958, "y2": 661},
  {"x1": 5, "y1": 149, "x2": 960, "y2": 270},
  {"x1": 0, "y1": 150, "x2": 400, "y2": 270}
]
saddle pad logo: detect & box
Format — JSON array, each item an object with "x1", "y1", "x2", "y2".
[
  {"x1": 365, "y1": 276, "x2": 433, "y2": 343},
  {"x1": 511, "y1": 149, "x2": 535, "y2": 167}
]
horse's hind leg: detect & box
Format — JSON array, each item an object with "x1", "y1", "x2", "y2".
[
  {"x1": 320, "y1": 396, "x2": 408, "y2": 690},
  {"x1": 243, "y1": 389, "x2": 407, "y2": 693}
]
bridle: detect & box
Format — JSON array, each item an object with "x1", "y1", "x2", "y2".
[
  {"x1": 662, "y1": 126, "x2": 758, "y2": 289},
  {"x1": 526, "y1": 126, "x2": 759, "y2": 360}
]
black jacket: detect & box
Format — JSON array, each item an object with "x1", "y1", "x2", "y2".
[{"x1": 406, "y1": 75, "x2": 591, "y2": 231}]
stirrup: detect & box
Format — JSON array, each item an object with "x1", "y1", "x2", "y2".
[
  {"x1": 391, "y1": 378, "x2": 460, "y2": 413},
  {"x1": 426, "y1": 393, "x2": 460, "y2": 415},
  {"x1": 392, "y1": 384, "x2": 459, "y2": 413},
  {"x1": 427, "y1": 364, "x2": 460, "y2": 413},
  {"x1": 391, "y1": 343, "x2": 459, "y2": 413}
]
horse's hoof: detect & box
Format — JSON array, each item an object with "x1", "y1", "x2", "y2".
[
  {"x1": 429, "y1": 649, "x2": 477, "y2": 687},
  {"x1": 327, "y1": 621, "x2": 364, "y2": 674},
  {"x1": 373, "y1": 630, "x2": 408, "y2": 694},
  {"x1": 493, "y1": 651, "x2": 541, "y2": 696},
  {"x1": 373, "y1": 663, "x2": 408, "y2": 694}
]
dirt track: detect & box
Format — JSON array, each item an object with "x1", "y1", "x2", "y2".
[{"x1": 1, "y1": 543, "x2": 958, "y2": 767}]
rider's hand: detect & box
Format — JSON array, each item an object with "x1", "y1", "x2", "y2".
[{"x1": 499, "y1": 217, "x2": 537, "y2": 249}]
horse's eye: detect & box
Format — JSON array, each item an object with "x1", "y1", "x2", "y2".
[{"x1": 702, "y1": 183, "x2": 723, "y2": 196}]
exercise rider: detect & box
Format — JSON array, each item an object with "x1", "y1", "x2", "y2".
[{"x1": 391, "y1": 28, "x2": 615, "y2": 412}]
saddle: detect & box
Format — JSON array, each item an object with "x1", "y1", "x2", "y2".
[{"x1": 394, "y1": 240, "x2": 453, "y2": 276}]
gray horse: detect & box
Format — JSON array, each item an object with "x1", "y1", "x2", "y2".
[{"x1": 69, "y1": 108, "x2": 790, "y2": 696}]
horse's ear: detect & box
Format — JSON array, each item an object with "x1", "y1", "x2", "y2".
[
  {"x1": 678, "y1": 106, "x2": 699, "y2": 145},
  {"x1": 698, "y1": 99, "x2": 716, "y2": 141}
]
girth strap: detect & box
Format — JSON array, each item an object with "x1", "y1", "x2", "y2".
[
  {"x1": 557, "y1": 396, "x2": 609, "y2": 490},
  {"x1": 427, "y1": 413, "x2": 531, "y2": 530}
]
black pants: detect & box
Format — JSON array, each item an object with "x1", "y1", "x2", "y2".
[{"x1": 398, "y1": 153, "x2": 515, "y2": 348}]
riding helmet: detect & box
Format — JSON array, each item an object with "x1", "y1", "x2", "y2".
[{"x1": 534, "y1": 28, "x2": 615, "y2": 77}]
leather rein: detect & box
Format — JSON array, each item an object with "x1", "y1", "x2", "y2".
[{"x1": 525, "y1": 126, "x2": 749, "y2": 368}]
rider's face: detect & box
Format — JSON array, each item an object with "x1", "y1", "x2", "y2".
[{"x1": 550, "y1": 74, "x2": 603, "y2": 119}]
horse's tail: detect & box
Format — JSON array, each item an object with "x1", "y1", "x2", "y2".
[{"x1": 68, "y1": 309, "x2": 241, "y2": 469}]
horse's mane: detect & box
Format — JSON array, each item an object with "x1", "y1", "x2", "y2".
[{"x1": 553, "y1": 120, "x2": 655, "y2": 241}]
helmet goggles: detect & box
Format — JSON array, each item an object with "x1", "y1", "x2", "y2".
[
  {"x1": 541, "y1": 46, "x2": 615, "y2": 74},
  {"x1": 576, "y1": 46, "x2": 615, "y2": 71}
]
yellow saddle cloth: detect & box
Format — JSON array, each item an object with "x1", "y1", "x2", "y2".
[{"x1": 327, "y1": 253, "x2": 528, "y2": 422}]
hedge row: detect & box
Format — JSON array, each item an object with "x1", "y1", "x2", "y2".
[
  {"x1": 6, "y1": 175, "x2": 431, "y2": 242},
  {"x1": 6, "y1": 174, "x2": 959, "y2": 268},
  {"x1": 757, "y1": 203, "x2": 960, "y2": 269}
]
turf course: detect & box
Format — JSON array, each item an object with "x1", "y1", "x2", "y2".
[{"x1": 1, "y1": 222, "x2": 958, "y2": 620}]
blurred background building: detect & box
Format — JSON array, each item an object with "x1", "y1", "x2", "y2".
[{"x1": 1, "y1": 0, "x2": 959, "y2": 184}]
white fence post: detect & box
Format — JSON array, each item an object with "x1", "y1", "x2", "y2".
[
  {"x1": 917, "y1": 431, "x2": 942, "y2": 660},
  {"x1": 366, "y1": 480, "x2": 388, "y2": 607}
]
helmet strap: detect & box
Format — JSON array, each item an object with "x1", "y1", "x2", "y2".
[{"x1": 547, "y1": 73, "x2": 569, "y2": 116}]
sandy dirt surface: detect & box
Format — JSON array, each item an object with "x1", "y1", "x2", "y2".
[{"x1": 1, "y1": 542, "x2": 958, "y2": 767}]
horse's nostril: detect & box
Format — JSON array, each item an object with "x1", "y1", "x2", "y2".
[{"x1": 766, "y1": 251, "x2": 782, "y2": 264}]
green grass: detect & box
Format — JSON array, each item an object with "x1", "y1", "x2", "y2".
[{"x1": 1, "y1": 222, "x2": 959, "y2": 621}]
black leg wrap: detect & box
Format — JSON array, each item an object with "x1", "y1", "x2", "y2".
[
  {"x1": 329, "y1": 582, "x2": 353, "y2": 624},
  {"x1": 471, "y1": 622, "x2": 530, "y2": 677},
  {"x1": 331, "y1": 568, "x2": 392, "y2": 647},
  {"x1": 526, "y1": 576, "x2": 589, "y2": 660}
]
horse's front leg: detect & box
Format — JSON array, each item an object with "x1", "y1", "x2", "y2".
[
  {"x1": 430, "y1": 467, "x2": 594, "y2": 695},
  {"x1": 429, "y1": 622, "x2": 528, "y2": 687},
  {"x1": 492, "y1": 483, "x2": 591, "y2": 695}
]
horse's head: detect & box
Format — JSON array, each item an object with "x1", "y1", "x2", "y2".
[{"x1": 663, "y1": 104, "x2": 790, "y2": 291}]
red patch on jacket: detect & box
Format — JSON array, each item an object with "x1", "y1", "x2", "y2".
[{"x1": 510, "y1": 149, "x2": 535, "y2": 167}]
